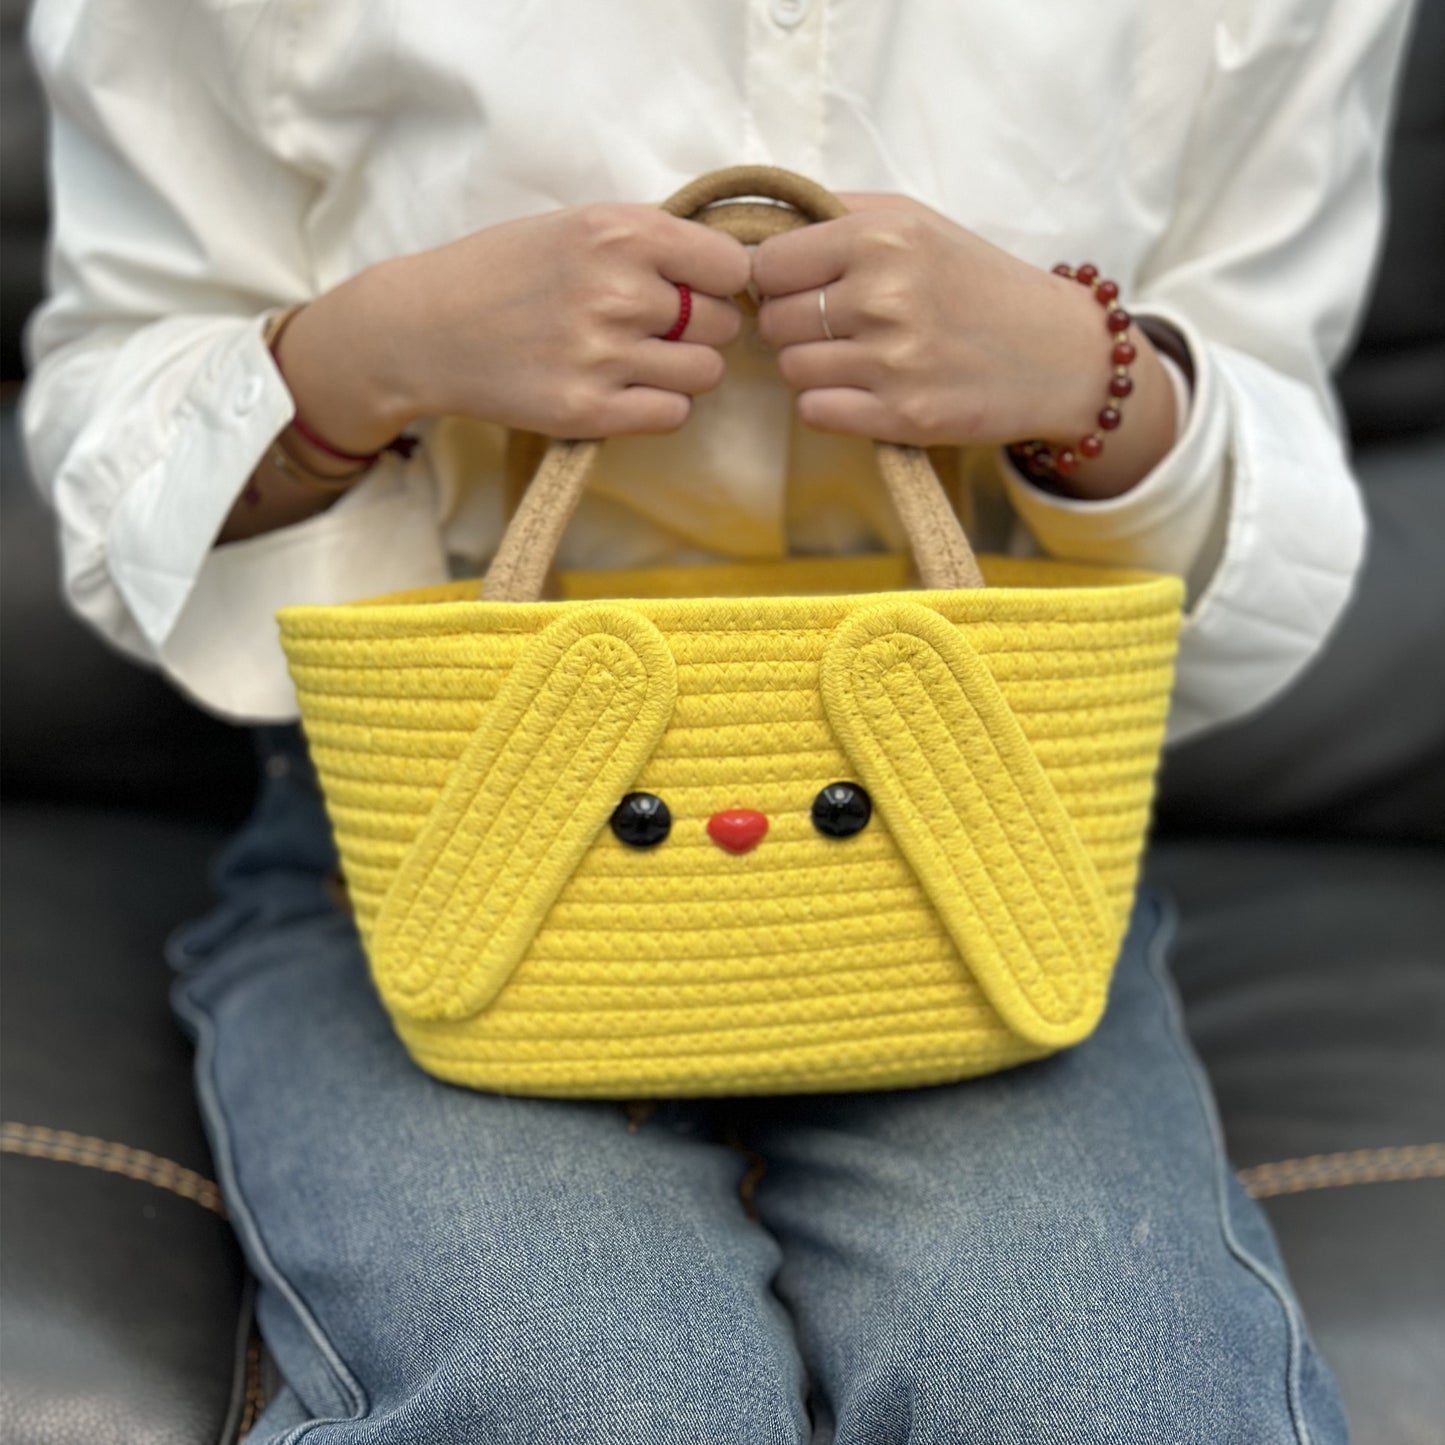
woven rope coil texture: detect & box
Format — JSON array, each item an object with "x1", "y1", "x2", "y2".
[{"x1": 280, "y1": 552, "x2": 1180, "y2": 1097}]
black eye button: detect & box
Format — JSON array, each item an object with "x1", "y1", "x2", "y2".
[
  {"x1": 610, "y1": 792, "x2": 672, "y2": 848},
  {"x1": 811, "y1": 782, "x2": 872, "y2": 839}
]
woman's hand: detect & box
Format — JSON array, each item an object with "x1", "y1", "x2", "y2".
[
  {"x1": 218, "y1": 204, "x2": 751, "y2": 543},
  {"x1": 279, "y1": 203, "x2": 752, "y2": 450},
  {"x1": 751, "y1": 194, "x2": 1176, "y2": 499}
]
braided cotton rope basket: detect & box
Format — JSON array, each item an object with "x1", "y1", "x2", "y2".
[{"x1": 277, "y1": 167, "x2": 1183, "y2": 1099}]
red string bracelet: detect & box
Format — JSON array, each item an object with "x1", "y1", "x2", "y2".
[
  {"x1": 264, "y1": 305, "x2": 420, "y2": 475},
  {"x1": 287, "y1": 412, "x2": 419, "y2": 466},
  {"x1": 1007, "y1": 263, "x2": 1136, "y2": 485}
]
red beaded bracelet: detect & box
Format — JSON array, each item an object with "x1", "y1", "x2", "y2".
[{"x1": 1007, "y1": 263, "x2": 1136, "y2": 484}]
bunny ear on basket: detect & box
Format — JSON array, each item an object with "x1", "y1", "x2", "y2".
[
  {"x1": 822, "y1": 602, "x2": 1114, "y2": 1049},
  {"x1": 371, "y1": 607, "x2": 677, "y2": 1025},
  {"x1": 482, "y1": 165, "x2": 986, "y2": 605}
]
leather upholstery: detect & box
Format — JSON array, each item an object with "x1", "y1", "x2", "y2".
[
  {"x1": 0, "y1": 0, "x2": 45, "y2": 383},
  {"x1": 1334, "y1": 0, "x2": 1445, "y2": 443},
  {"x1": 1155, "y1": 436, "x2": 1445, "y2": 845},
  {"x1": 1, "y1": 1155, "x2": 252, "y2": 1445},
  {"x1": 0, "y1": 421, "x2": 254, "y2": 818},
  {"x1": 1148, "y1": 842, "x2": 1445, "y2": 1444},
  {"x1": 0, "y1": 792, "x2": 253, "y2": 1445}
]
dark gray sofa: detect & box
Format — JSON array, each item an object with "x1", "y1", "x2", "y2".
[{"x1": 1, "y1": 2, "x2": 1441, "y2": 1440}]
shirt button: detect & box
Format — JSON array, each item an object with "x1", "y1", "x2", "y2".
[
  {"x1": 234, "y1": 374, "x2": 264, "y2": 415},
  {"x1": 769, "y1": 0, "x2": 809, "y2": 28}
]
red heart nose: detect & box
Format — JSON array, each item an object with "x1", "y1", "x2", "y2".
[{"x1": 707, "y1": 808, "x2": 769, "y2": 854}]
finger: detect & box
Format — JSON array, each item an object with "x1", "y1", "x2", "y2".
[
  {"x1": 651, "y1": 213, "x2": 752, "y2": 298},
  {"x1": 592, "y1": 386, "x2": 692, "y2": 437},
  {"x1": 756, "y1": 285, "x2": 855, "y2": 349},
  {"x1": 833, "y1": 191, "x2": 918, "y2": 213},
  {"x1": 775, "y1": 341, "x2": 876, "y2": 394},
  {"x1": 627, "y1": 340, "x2": 727, "y2": 396},
  {"x1": 750, "y1": 220, "x2": 852, "y2": 299},
  {"x1": 795, "y1": 387, "x2": 909, "y2": 443},
  {"x1": 647, "y1": 283, "x2": 742, "y2": 347}
]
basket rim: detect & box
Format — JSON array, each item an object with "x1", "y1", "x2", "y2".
[{"x1": 277, "y1": 554, "x2": 1184, "y2": 640}]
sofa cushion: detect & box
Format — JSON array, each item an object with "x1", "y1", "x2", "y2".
[
  {"x1": 1335, "y1": 0, "x2": 1445, "y2": 444},
  {"x1": 0, "y1": 408, "x2": 254, "y2": 823},
  {"x1": 0, "y1": 802, "x2": 251, "y2": 1445},
  {"x1": 1150, "y1": 839, "x2": 1445, "y2": 1445},
  {"x1": 1156, "y1": 436, "x2": 1445, "y2": 844}
]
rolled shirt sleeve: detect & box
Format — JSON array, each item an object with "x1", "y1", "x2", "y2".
[
  {"x1": 20, "y1": 1, "x2": 450, "y2": 722},
  {"x1": 993, "y1": 0, "x2": 1414, "y2": 744}
]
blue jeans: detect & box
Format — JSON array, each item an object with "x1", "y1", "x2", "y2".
[{"x1": 168, "y1": 726, "x2": 1347, "y2": 1444}]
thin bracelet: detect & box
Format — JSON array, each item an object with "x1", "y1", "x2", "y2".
[
  {"x1": 266, "y1": 437, "x2": 369, "y2": 493},
  {"x1": 263, "y1": 304, "x2": 420, "y2": 479},
  {"x1": 287, "y1": 410, "x2": 419, "y2": 466}
]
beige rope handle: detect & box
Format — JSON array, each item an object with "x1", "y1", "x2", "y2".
[{"x1": 483, "y1": 164, "x2": 985, "y2": 602}]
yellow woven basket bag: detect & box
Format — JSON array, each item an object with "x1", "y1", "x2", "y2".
[{"x1": 278, "y1": 166, "x2": 1183, "y2": 1100}]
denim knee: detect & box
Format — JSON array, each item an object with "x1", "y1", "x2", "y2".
[
  {"x1": 281, "y1": 1327, "x2": 806, "y2": 1444},
  {"x1": 255, "y1": 1262, "x2": 808, "y2": 1445},
  {"x1": 827, "y1": 1247, "x2": 1338, "y2": 1445},
  {"x1": 837, "y1": 1352, "x2": 1319, "y2": 1445},
  {"x1": 438, "y1": 1313, "x2": 798, "y2": 1444}
]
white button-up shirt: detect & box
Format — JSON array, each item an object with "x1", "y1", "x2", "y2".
[{"x1": 20, "y1": 0, "x2": 1413, "y2": 740}]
